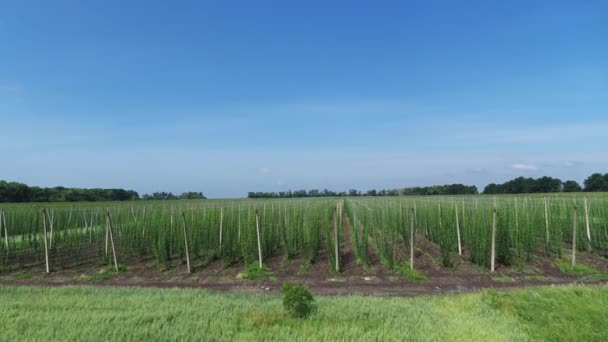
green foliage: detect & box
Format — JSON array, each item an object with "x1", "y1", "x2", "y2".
[
  {"x1": 396, "y1": 263, "x2": 426, "y2": 281},
  {"x1": 237, "y1": 263, "x2": 275, "y2": 281},
  {"x1": 562, "y1": 180, "x2": 582, "y2": 192},
  {"x1": 1, "y1": 194, "x2": 608, "y2": 276},
  {"x1": 584, "y1": 173, "x2": 608, "y2": 192},
  {"x1": 78, "y1": 264, "x2": 126, "y2": 281},
  {"x1": 555, "y1": 259, "x2": 598, "y2": 276},
  {"x1": 0, "y1": 180, "x2": 138, "y2": 202},
  {"x1": 281, "y1": 282, "x2": 316, "y2": 318}
]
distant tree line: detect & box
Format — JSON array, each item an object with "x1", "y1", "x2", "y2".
[
  {"x1": 248, "y1": 184, "x2": 478, "y2": 198},
  {"x1": 398, "y1": 184, "x2": 478, "y2": 196},
  {"x1": 3, "y1": 173, "x2": 607, "y2": 202},
  {"x1": 0, "y1": 180, "x2": 139, "y2": 203},
  {"x1": 0, "y1": 180, "x2": 207, "y2": 203},
  {"x1": 248, "y1": 189, "x2": 348, "y2": 198},
  {"x1": 483, "y1": 173, "x2": 608, "y2": 194},
  {"x1": 141, "y1": 192, "x2": 206, "y2": 200}
]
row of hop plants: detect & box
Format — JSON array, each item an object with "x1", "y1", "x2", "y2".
[
  {"x1": 1, "y1": 194, "x2": 607, "y2": 272},
  {"x1": 345, "y1": 194, "x2": 608, "y2": 270},
  {"x1": 0, "y1": 198, "x2": 338, "y2": 271},
  {"x1": 344, "y1": 198, "x2": 416, "y2": 269}
]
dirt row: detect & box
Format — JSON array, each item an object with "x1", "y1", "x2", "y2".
[{"x1": 1, "y1": 212, "x2": 607, "y2": 296}]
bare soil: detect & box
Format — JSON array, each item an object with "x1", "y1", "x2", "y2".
[{"x1": 2, "y1": 214, "x2": 607, "y2": 296}]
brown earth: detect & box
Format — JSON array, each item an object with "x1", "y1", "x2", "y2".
[{"x1": 1, "y1": 212, "x2": 607, "y2": 296}]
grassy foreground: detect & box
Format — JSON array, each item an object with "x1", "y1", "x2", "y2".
[{"x1": 0, "y1": 285, "x2": 606, "y2": 341}]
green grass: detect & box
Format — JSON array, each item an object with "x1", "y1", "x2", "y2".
[
  {"x1": 236, "y1": 263, "x2": 276, "y2": 281},
  {"x1": 77, "y1": 264, "x2": 127, "y2": 282},
  {"x1": 552, "y1": 259, "x2": 608, "y2": 281},
  {"x1": 491, "y1": 273, "x2": 515, "y2": 282},
  {"x1": 483, "y1": 286, "x2": 608, "y2": 341},
  {"x1": 3, "y1": 284, "x2": 606, "y2": 341},
  {"x1": 524, "y1": 275, "x2": 551, "y2": 281},
  {"x1": 396, "y1": 263, "x2": 427, "y2": 281}
]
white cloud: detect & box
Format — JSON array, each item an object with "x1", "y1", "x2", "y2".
[{"x1": 510, "y1": 163, "x2": 538, "y2": 171}]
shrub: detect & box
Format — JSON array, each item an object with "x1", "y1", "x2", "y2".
[
  {"x1": 281, "y1": 282, "x2": 316, "y2": 318},
  {"x1": 396, "y1": 263, "x2": 426, "y2": 281},
  {"x1": 236, "y1": 263, "x2": 274, "y2": 281}
]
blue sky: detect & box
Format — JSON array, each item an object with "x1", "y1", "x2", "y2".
[{"x1": 1, "y1": 1, "x2": 607, "y2": 198}]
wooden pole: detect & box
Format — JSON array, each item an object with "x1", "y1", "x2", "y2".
[
  {"x1": 572, "y1": 205, "x2": 577, "y2": 267},
  {"x1": 67, "y1": 206, "x2": 73, "y2": 228},
  {"x1": 491, "y1": 206, "x2": 497, "y2": 272},
  {"x1": 106, "y1": 209, "x2": 119, "y2": 272},
  {"x1": 181, "y1": 212, "x2": 191, "y2": 273},
  {"x1": 237, "y1": 204, "x2": 241, "y2": 243},
  {"x1": 514, "y1": 198, "x2": 519, "y2": 249},
  {"x1": 91, "y1": 208, "x2": 97, "y2": 243},
  {"x1": 455, "y1": 203, "x2": 462, "y2": 256},
  {"x1": 410, "y1": 207, "x2": 415, "y2": 270},
  {"x1": 438, "y1": 201, "x2": 442, "y2": 229},
  {"x1": 2, "y1": 209, "x2": 8, "y2": 250},
  {"x1": 219, "y1": 206, "x2": 224, "y2": 255},
  {"x1": 461, "y1": 200, "x2": 465, "y2": 228},
  {"x1": 41, "y1": 209, "x2": 50, "y2": 274},
  {"x1": 544, "y1": 197, "x2": 550, "y2": 248},
  {"x1": 255, "y1": 209, "x2": 263, "y2": 268},
  {"x1": 141, "y1": 206, "x2": 147, "y2": 238},
  {"x1": 334, "y1": 202, "x2": 340, "y2": 272},
  {"x1": 584, "y1": 197, "x2": 591, "y2": 244},
  {"x1": 46, "y1": 209, "x2": 54, "y2": 249},
  {"x1": 104, "y1": 211, "x2": 110, "y2": 256},
  {"x1": 414, "y1": 201, "x2": 417, "y2": 227}
]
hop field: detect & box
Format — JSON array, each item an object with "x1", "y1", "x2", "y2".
[{"x1": 1, "y1": 194, "x2": 607, "y2": 280}]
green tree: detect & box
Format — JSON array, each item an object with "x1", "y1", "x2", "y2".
[
  {"x1": 584, "y1": 173, "x2": 608, "y2": 192},
  {"x1": 562, "y1": 180, "x2": 582, "y2": 192}
]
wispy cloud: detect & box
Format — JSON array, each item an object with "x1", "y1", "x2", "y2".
[
  {"x1": 469, "y1": 121, "x2": 608, "y2": 144},
  {"x1": 510, "y1": 163, "x2": 538, "y2": 171}
]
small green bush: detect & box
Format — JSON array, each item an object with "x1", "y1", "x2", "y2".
[
  {"x1": 281, "y1": 282, "x2": 316, "y2": 318},
  {"x1": 396, "y1": 263, "x2": 426, "y2": 281},
  {"x1": 555, "y1": 259, "x2": 597, "y2": 276},
  {"x1": 236, "y1": 263, "x2": 274, "y2": 281}
]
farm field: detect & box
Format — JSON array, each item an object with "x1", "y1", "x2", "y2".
[
  {"x1": 1, "y1": 284, "x2": 607, "y2": 341},
  {"x1": 1, "y1": 194, "x2": 607, "y2": 294}
]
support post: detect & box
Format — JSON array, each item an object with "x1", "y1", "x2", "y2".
[
  {"x1": 1, "y1": 209, "x2": 8, "y2": 250},
  {"x1": 410, "y1": 207, "x2": 415, "y2": 270},
  {"x1": 455, "y1": 203, "x2": 462, "y2": 256},
  {"x1": 219, "y1": 206, "x2": 224, "y2": 255},
  {"x1": 46, "y1": 209, "x2": 54, "y2": 249},
  {"x1": 104, "y1": 212, "x2": 110, "y2": 256},
  {"x1": 491, "y1": 206, "x2": 497, "y2": 272},
  {"x1": 41, "y1": 209, "x2": 50, "y2": 274},
  {"x1": 584, "y1": 197, "x2": 591, "y2": 245},
  {"x1": 255, "y1": 209, "x2": 263, "y2": 268},
  {"x1": 544, "y1": 197, "x2": 550, "y2": 248},
  {"x1": 572, "y1": 205, "x2": 578, "y2": 267},
  {"x1": 181, "y1": 212, "x2": 191, "y2": 273},
  {"x1": 334, "y1": 202, "x2": 340, "y2": 272},
  {"x1": 105, "y1": 209, "x2": 119, "y2": 272}
]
